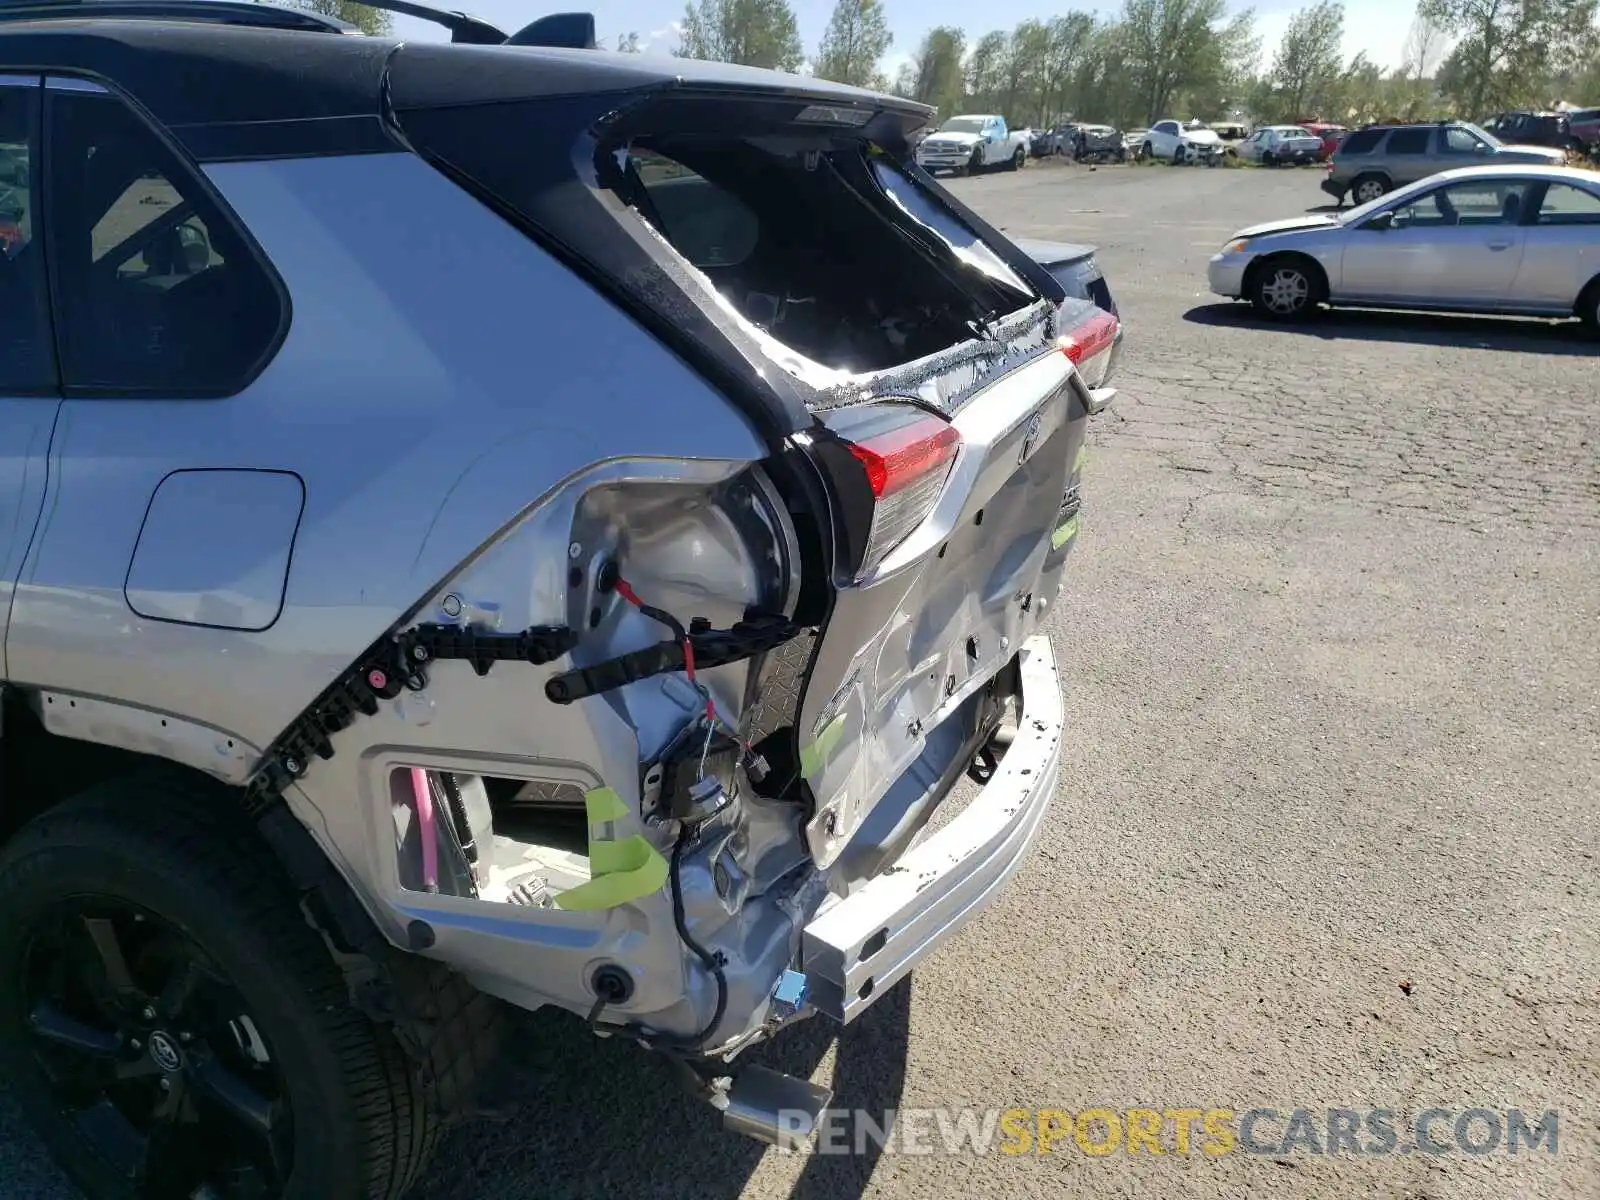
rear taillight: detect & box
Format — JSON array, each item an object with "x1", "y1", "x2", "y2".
[
  {"x1": 1059, "y1": 311, "x2": 1119, "y2": 365},
  {"x1": 1060, "y1": 309, "x2": 1121, "y2": 389},
  {"x1": 846, "y1": 417, "x2": 961, "y2": 575}
]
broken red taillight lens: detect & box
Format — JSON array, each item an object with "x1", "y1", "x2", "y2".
[
  {"x1": 846, "y1": 416, "x2": 962, "y2": 576},
  {"x1": 1059, "y1": 309, "x2": 1121, "y2": 390},
  {"x1": 1059, "y1": 310, "x2": 1120, "y2": 365}
]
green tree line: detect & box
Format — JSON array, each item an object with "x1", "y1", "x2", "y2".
[{"x1": 665, "y1": 0, "x2": 1599, "y2": 129}]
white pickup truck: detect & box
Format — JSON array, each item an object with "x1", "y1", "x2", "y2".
[{"x1": 914, "y1": 114, "x2": 1030, "y2": 175}]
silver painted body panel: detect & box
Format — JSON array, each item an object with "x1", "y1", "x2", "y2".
[
  {"x1": 1207, "y1": 165, "x2": 1600, "y2": 314},
  {"x1": 124, "y1": 468, "x2": 306, "y2": 631},
  {"x1": 6, "y1": 151, "x2": 765, "y2": 749}
]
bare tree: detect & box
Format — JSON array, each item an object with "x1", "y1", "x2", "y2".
[{"x1": 1400, "y1": 11, "x2": 1449, "y2": 79}]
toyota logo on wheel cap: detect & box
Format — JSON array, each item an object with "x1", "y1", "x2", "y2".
[{"x1": 147, "y1": 1030, "x2": 183, "y2": 1073}]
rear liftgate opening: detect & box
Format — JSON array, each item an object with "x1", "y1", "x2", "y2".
[{"x1": 593, "y1": 96, "x2": 1059, "y2": 412}]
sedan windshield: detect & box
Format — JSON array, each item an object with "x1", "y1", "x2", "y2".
[{"x1": 940, "y1": 118, "x2": 986, "y2": 134}]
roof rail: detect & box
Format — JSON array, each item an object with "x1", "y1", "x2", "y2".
[
  {"x1": 0, "y1": 0, "x2": 599, "y2": 46},
  {"x1": 0, "y1": 0, "x2": 360, "y2": 33}
]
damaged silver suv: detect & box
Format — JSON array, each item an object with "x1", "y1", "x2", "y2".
[{"x1": 0, "y1": 3, "x2": 1119, "y2": 1196}]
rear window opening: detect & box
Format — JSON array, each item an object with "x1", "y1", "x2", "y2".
[{"x1": 609, "y1": 136, "x2": 1040, "y2": 387}]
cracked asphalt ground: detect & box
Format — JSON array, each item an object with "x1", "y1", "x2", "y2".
[{"x1": 4, "y1": 165, "x2": 1597, "y2": 1199}]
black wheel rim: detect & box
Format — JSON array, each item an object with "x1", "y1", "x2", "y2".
[{"x1": 19, "y1": 899, "x2": 294, "y2": 1198}]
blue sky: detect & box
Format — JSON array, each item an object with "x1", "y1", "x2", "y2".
[{"x1": 389, "y1": 0, "x2": 1423, "y2": 73}]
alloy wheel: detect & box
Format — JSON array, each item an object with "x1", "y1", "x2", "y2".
[
  {"x1": 1354, "y1": 178, "x2": 1386, "y2": 204},
  {"x1": 18, "y1": 898, "x2": 293, "y2": 1198},
  {"x1": 1260, "y1": 267, "x2": 1311, "y2": 315}
]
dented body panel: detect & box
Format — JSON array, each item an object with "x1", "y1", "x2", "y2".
[{"x1": 0, "y1": 28, "x2": 1110, "y2": 1082}]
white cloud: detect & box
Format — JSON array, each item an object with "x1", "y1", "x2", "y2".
[{"x1": 640, "y1": 20, "x2": 683, "y2": 55}]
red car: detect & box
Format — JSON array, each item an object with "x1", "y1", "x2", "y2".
[{"x1": 1299, "y1": 122, "x2": 1347, "y2": 160}]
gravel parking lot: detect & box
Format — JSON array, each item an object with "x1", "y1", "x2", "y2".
[{"x1": 5, "y1": 163, "x2": 1596, "y2": 1200}]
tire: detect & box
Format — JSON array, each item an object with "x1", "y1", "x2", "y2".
[
  {"x1": 1139, "y1": 142, "x2": 1152, "y2": 162},
  {"x1": 1350, "y1": 174, "x2": 1390, "y2": 204},
  {"x1": 1117, "y1": 147, "x2": 1127, "y2": 163},
  {"x1": 0, "y1": 776, "x2": 441, "y2": 1200},
  {"x1": 1173, "y1": 145, "x2": 1187, "y2": 165},
  {"x1": 1248, "y1": 255, "x2": 1325, "y2": 321},
  {"x1": 967, "y1": 148, "x2": 983, "y2": 176},
  {"x1": 1578, "y1": 276, "x2": 1600, "y2": 336},
  {"x1": 1009, "y1": 146, "x2": 1025, "y2": 171},
  {"x1": 1262, "y1": 150, "x2": 1277, "y2": 167}
]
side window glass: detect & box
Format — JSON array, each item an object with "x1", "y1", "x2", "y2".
[
  {"x1": 1340, "y1": 129, "x2": 1381, "y2": 154},
  {"x1": 1535, "y1": 184, "x2": 1600, "y2": 225},
  {"x1": 1386, "y1": 128, "x2": 1429, "y2": 155},
  {"x1": 1394, "y1": 182, "x2": 1527, "y2": 228},
  {"x1": 46, "y1": 82, "x2": 284, "y2": 395},
  {"x1": 0, "y1": 79, "x2": 55, "y2": 393},
  {"x1": 1442, "y1": 126, "x2": 1484, "y2": 154}
]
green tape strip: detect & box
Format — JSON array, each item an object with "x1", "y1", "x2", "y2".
[
  {"x1": 554, "y1": 786, "x2": 669, "y2": 911},
  {"x1": 1073, "y1": 443, "x2": 1089, "y2": 474},
  {"x1": 1051, "y1": 514, "x2": 1080, "y2": 549},
  {"x1": 799, "y1": 712, "x2": 849, "y2": 782}
]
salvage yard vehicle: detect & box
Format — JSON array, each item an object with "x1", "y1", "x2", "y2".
[
  {"x1": 1235, "y1": 125, "x2": 1324, "y2": 166},
  {"x1": 914, "y1": 112, "x2": 1030, "y2": 175},
  {"x1": 1322, "y1": 120, "x2": 1567, "y2": 205},
  {"x1": 1142, "y1": 119, "x2": 1223, "y2": 165},
  {"x1": 0, "y1": 1, "x2": 1119, "y2": 1197},
  {"x1": 1484, "y1": 110, "x2": 1583, "y2": 154},
  {"x1": 1068, "y1": 124, "x2": 1126, "y2": 163},
  {"x1": 1208, "y1": 164, "x2": 1600, "y2": 330}
]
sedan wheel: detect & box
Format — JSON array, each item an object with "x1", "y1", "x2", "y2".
[{"x1": 1251, "y1": 262, "x2": 1318, "y2": 320}]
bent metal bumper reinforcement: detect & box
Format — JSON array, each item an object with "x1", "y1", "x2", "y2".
[
  {"x1": 801, "y1": 635, "x2": 1063, "y2": 1023},
  {"x1": 242, "y1": 611, "x2": 799, "y2": 815}
]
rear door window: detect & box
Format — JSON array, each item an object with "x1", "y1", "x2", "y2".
[
  {"x1": 1533, "y1": 184, "x2": 1600, "y2": 225},
  {"x1": 1386, "y1": 128, "x2": 1430, "y2": 155},
  {"x1": 0, "y1": 78, "x2": 55, "y2": 393},
  {"x1": 1340, "y1": 128, "x2": 1382, "y2": 154}
]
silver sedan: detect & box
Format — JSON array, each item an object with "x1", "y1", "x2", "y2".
[{"x1": 1207, "y1": 164, "x2": 1600, "y2": 332}]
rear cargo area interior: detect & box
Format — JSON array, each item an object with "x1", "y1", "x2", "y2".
[
  {"x1": 618, "y1": 138, "x2": 1034, "y2": 374},
  {"x1": 391, "y1": 769, "x2": 592, "y2": 907}
]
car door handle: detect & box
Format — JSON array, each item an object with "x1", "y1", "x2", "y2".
[{"x1": 1487, "y1": 241, "x2": 1514, "y2": 251}]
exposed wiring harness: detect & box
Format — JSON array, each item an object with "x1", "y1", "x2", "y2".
[{"x1": 585, "y1": 575, "x2": 736, "y2": 1052}]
